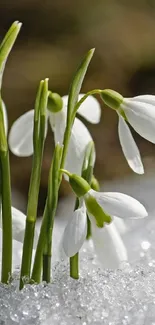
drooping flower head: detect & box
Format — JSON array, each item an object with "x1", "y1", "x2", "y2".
[
  {"x1": 61, "y1": 170, "x2": 148, "y2": 267},
  {"x1": 101, "y1": 89, "x2": 155, "y2": 174}
]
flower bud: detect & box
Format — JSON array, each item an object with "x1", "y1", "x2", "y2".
[
  {"x1": 100, "y1": 89, "x2": 123, "y2": 110},
  {"x1": 69, "y1": 174, "x2": 91, "y2": 197},
  {"x1": 47, "y1": 91, "x2": 63, "y2": 113},
  {"x1": 85, "y1": 193, "x2": 112, "y2": 227}
]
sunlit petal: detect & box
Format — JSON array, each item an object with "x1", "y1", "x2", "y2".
[
  {"x1": 91, "y1": 222, "x2": 128, "y2": 268},
  {"x1": 0, "y1": 207, "x2": 38, "y2": 247},
  {"x1": 88, "y1": 189, "x2": 148, "y2": 219},
  {"x1": 130, "y1": 95, "x2": 155, "y2": 105},
  {"x1": 121, "y1": 99, "x2": 155, "y2": 143},
  {"x1": 77, "y1": 94, "x2": 101, "y2": 124},
  {"x1": 50, "y1": 110, "x2": 93, "y2": 177},
  {"x1": 49, "y1": 109, "x2": 66, "y2": 146},
  {"x1": 11, "y1": 207, "x2": 26, "y2": 243},
  {"x1": 65, "y1": 118, "x2": 93, "y2": 175},
  {"x1": 9, "y1": 110, "x2": 34, "y2": 156},
  {"x1": 113, "y1": 216, "x2": 127, "y2": 235},
  {"x1": 62, "y1": 93, "x2": 101, "y2": 124},
  {"x1": 12, "y1": 207, "x2": 38, "y2": 247},
  {"x1": 62, "y1": 206, "x2": 87, "y2": 257},
  {"x1": 118, "y1": 115, "x2": 144, "y2": 174}
]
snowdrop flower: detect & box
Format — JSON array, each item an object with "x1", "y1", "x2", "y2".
[
  {"x1": 62, "y1": 201, "x2": 128, "y2": 268},
  {"x1": 101, "y1": 90, "x2": 155, "y2": 174},
  {"x1": 62, "y1": 171, "x2": 148, "y2": 267},
  {"x1": 0, "y1": 207, "x2": 38, "y2": 247},
  {"x1": 9, "y1": 93, "x2": 101, "y2": 176}
]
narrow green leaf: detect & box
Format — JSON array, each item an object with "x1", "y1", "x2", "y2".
[
  {"x1": 47, "y1": 143, "x2": 63, "y2": 212},
  {"x1": 0, "y1": 21, "x2": 22, "y2": 86},
  {"x1": 42, "y1": 143, "x2": 63, "y2": 282},
  {"x1": 40, "y1": 78, "x2": 49, "y2": 117},
  {"x1": 34, "y1": 81, "x2": 44, "y2": 123},
  {"x1": 67, "y1": 48, "x2": 95, "y2": 122},
  {"x1": 33, "y1": 78, "x2": 48, "y2": 150}
]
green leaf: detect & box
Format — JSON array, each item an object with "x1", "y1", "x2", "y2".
[
  {"x1": 47, "y1": 143, "x2": 63, "y2": 212},
  {"x1": 67, "y1": 48, "x2": 95, "y2": 122},
  {"x1": 33, "y1": 78, "x2": 49, "y2": 149},
  {"x1": 0, "y1": 21, "x2": 22, "y2": 86}
]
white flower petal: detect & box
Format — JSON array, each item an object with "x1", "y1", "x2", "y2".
[
  {"x1": 62, "y1": 206, "x2": 87, "y2": 257},
  {"x1": 11, "y1": 207, "x2": 26, "y2": 243},
  {"x1": 12, "y1": 207, "x2": 38, "y2": 247},
  {"x1": 62, "y1": 94, "x2": 101, "y2": 124},
  {"x1": 88, "y1": 189, "x2": 148, "y2": 219},
  {"x1": 62, "y1": 95, "x2": 69, "y2": 108},
  {"x1": 9, "y1": 110, "x2": 34, "y2": 156},
  {"x1": 130, "y1": 95, "x2": 155, "y2": 105},
  {"x1": 65, "y1": 118, "x2": 93, "y2": 176},
  {"x1": 118, "y1": 115, "x2": 144, "y2": 174},
  {"x1": 49, "y1": 109, "x2": 66, "y2": 146},
  {"x1": 49, "y1": 98, "x2": 95, "y2": 179},
  {"x1": 113, "y1": 216, "x2": 127, "y2": 235},
  {"x1": 0, "y1": 207, "x2": 38, "y2": 247},
  {"x1": 77, "y1": 94, "x2": 101, "y2": 124},
  {"x1": 121, "y1": 99, "x2": 155, "y2": 143},
  {"x1": 50, "y1": 110, "x2": 93, "y2": 177},
  {"x1": 91, "y1": 222, "x2": 128, "y2": 269}
]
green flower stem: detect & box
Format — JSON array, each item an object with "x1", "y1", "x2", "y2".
[
  {"x1": 70, "y1": 197, "x2": 79, "y2": 279},
  {"x1": 82, "y1": 141, "x2": 95, "y2": 240},
  {"x1": 31, "y1": 203, "x2": 48, "y2": 283},
  {"x1": 86, "y1": 217, "x2": 91, "y2": 239},
  {"x1": 31, "y1": 144, "x2": 62, "y2": 283},
  {"x1": 70, "y1": 253, "x2": 79, "y2": 279},
  {"x1": 59, "y1": 126, "x2": 71, "y2": 177},
  {"x1": 87, "y1": 175, "x2": 100, "y2": 236},
  {"x1": 70, "y1": 142, "x2": 98, "y2": 278},
  {"x1": 32, "y1": 124, "x2": 71, "y2": 281},
  {"x1": 33, "y1": 50, "x2": 97, "y2": 282},
  {"x1": 61, "y1": 88, "x2": 101, "y2": 177},
  {"x1": 20, "y1": 79, "x2": 48, "y2": 289},
  {"x1": 42, "y1": 144, "x2": 62, "y2": 283},
  {"x1": 69, "y1": 142, "x2": 95, "y2": 279},
  {"x1": 1, "y1": 151, "x2": 12, "y2": 283},
  {"x1": 73, "y1": 89, "x2": 102, "y2": 116},
  {"x1": 0, "y1": 97, "x2": 12, "y2": 283},
  {"x1": 60, "y1": 89, "x2": 101, "y2": 181}
]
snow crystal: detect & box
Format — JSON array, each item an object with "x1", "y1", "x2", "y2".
[{"x1": 0, "y1": 242, "x2": 155, "y2": 325}]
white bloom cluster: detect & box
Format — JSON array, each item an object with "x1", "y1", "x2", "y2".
[{"x1": 8, "y1": 91, "x2": 152, "y2": 269}]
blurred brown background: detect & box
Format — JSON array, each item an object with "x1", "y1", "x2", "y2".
[{"x1": 1, "y1": 0, "x2": 155, "y2": 212}]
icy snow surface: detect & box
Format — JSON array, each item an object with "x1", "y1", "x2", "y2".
[{"x1": 1, "y1": 173, "x2": 155, "y2": 324}]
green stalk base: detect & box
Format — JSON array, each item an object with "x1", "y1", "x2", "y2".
[{"x1": 70, "y1": 253, "x2": 79, "y2": 279}]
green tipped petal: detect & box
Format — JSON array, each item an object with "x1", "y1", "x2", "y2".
[{"x1": 85, "y1": 192, "x2": 112, "y2": 228}]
